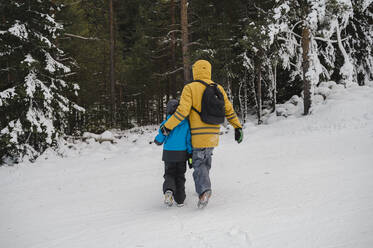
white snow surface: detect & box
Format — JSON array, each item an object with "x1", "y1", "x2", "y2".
[{"x1": 1, "y1": 86, "x2": 373, "y2": 248}]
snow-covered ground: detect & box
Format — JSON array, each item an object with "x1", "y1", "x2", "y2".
[{"x1": 1, "y1": 86, "x2": 373, "y2": 248}]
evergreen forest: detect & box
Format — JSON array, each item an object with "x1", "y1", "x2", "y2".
[{"x1": 1, "y1": 0, "x2": 372, "y2": 164}]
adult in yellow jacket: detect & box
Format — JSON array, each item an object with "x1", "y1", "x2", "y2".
[{"x1": 161, "y1": 60, "x2": 243, "y2": 208}]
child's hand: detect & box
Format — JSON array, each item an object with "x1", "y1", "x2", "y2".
[{"x1": 154, "y1": 138, "x2": 163, "y2": 146}]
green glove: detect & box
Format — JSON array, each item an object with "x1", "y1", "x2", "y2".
[
  {"x1": 187, "y1": 154, "x2": 193, "y2": 168},
  {"x1": 235, "y1": 128, "x2": 243, "y2": 144}
]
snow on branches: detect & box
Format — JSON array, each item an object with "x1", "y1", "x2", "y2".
[
  {"x1": 272, "y1": 0, "x2": 359, "y2": 86},
  {"x1": 0, "y1": 1, "x2": 83, "y2": 164},
  {"x1": 238, "y1": 0, "x2": 372, "y2": 120}
]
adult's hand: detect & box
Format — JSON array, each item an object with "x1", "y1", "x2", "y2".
[{"x1": 235, "y1": 128, "x2": 243, "y2": 144}]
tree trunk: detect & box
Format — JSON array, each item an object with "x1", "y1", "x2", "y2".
[
  {"x1": 244, "y1": 78, "x2": 248, "y2": 123},
  {"x1": 255, "y1": 56, "x2": 262, "y2": 124},
  {"x1": 272, "y1": 61, "x2": 277, "y2": 113},
  {"x1": 136, "y1": 96, "x2": 141, "y2": 125},
  {"x1": 181, "y1": 0, "x2": 191, "y2": 82},
  {"x1": 336, "y1": 21, "x2": 354, "y2": 87},
  {"x1": 169, "y1": 0, "x2": 177, "y2": 98},
  {"x1": 238, "y1": 81, "x2": 243, "y2": 122},
  {"x1": 109, "y1": 0, "x2": 116, "y2": 124},
  {"x1": 7, "y1": 60, "x2": 11, "y2": 85},
  {"x1": 158, "y1": 87, "x2": 163, "y2": 123},
  {"x1": 119, "y1": 84, "x2": 123, "y2": 104},
  {"x1": 302, "y1": 26, "x2": 311, "y2": 115},
  {"x1": 238, "y1": 71, "x2": 248, "y2": 124}
]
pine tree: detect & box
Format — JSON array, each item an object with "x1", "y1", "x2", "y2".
[
  {"x1": 240, "y1": 0, "x2": 278, "y2": 123},
  {"x1": 189, "y1": 0, "x2": 249, "y2": 118},
  {"x1": 0, "y1": 0, "x2": 82, "y2": 164},
  {"x1": 347, "y1": 0, "x2": 373, "y2": 85}
]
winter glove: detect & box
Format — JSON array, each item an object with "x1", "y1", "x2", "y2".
[
  {"x1": 187, "y1": 153, "x2": 193, "y2": 169},
  {"x1": 235, "y1": 128, "x2": 243, "y2": 144},
  {"x1": 160, "y1": 125, "x2": 171, "y2": 136}
]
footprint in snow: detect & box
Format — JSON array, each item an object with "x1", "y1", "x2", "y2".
[
  {"x1": 188, "y1": 234, "x2": 212, "y2": 248},
  {"x1": 228, "y1": 226, "x2": 252, "y2": 247}
]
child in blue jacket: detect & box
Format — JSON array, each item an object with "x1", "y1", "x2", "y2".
[{"x1": 154, "y1": 99, "x2": 192, "y2": 207}]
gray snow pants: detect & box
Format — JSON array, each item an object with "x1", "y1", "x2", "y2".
[{"x1": 192, "y1": 148, "x2": 214, "y2": 196}]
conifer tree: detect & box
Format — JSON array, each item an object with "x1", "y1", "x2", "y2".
[
  {"x1": 347, "y1": 0, "x2": 373, "y2": 85},
  {"x1": 240, "y1": 0, "x2": 277, "y2": 123},
  {"x1": 0, "y1": 0, "x2": 82, "y2": 164}
]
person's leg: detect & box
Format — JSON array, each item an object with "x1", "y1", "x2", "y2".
[
  {"x1": 163, "y1": 162, "x2": 177, "y2": 194},
  {"x1": 192, "y1": 148, "x2": 214, "y2": 196},
  {"x1": 174, "y1": 161, "x2": 187, "y2": 204}
]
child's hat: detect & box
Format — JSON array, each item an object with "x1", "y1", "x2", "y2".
[{"x1": 166, "y1": 99, "x2": 179, "y2": 115}]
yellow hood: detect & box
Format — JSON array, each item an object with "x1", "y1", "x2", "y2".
[{"x1": 192, "y1": 60, "x2": 211, "y2": 80}]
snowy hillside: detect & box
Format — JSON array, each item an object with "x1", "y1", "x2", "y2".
[{"x1": 1, "y1": 85, "x2": 373, "y2": 248}]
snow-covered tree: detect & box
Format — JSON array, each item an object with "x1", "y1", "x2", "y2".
[
  {"x1": 0, "y1": 1, "x2": 83, "y2": 164},
  {"x1": 268, "y1": 0, "x2": 363, "y2": 115},
  {"x1": 238, "y1": 1, "x2": 279, "y2": 124},
  {"x1": 346, "y1": 0, "x2": 373, "y2": 85}
]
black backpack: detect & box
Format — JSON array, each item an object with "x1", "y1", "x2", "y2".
[{"x1": 191, "y1": 80, "x2": 225, "y2": 125}]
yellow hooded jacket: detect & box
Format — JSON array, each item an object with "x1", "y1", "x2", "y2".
[{"x1": 164, "y1": 60, "x2": 242, "y2": 148}]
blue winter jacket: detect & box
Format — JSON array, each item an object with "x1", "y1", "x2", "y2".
[{"x1": 155, "y1": 115, "x2": 192, "y2": 162}]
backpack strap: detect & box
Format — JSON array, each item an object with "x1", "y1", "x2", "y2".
[
  {"x1": 191, "y1": 106, "x2": 200, "y2": 115},
  {"x1": 186, "y1": 79, "x2": 212, "y2": 87},
  {"x1": 188, "y1": 79, "x2": 212, "y2": 115},
  {"x1": 193, "y1": 79, "x2": 210, "y2": 87}
]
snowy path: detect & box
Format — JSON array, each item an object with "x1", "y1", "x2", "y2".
[{"x1": 1, "y1": 86, "x2": 373, "y2": 248}]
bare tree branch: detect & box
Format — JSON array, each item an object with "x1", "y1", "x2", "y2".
[
  {"x1": 277, "y1": 36, "x2": 301, "y2": 46},
  {"x1": 64, "y1": 0, "x2": 82, "y2": 6},
  {"x1": 314, "y1": 36, "x2": 348, "y2": 43},
  {"x1": 154, "y1": 67, "x2": 183, "y2": 77},
  {"x1": 187, "y1": 41, "x2": 202, "y2": 47},
  {"x1": 64, "y1": 33, "x2": 101, "y2": 41},
  {"x1": 167, "y1": 30, "x2": 182, "y2": 36}
]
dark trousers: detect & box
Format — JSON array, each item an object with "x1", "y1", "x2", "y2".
[{"x1": 163, "y1": 161, "x2": 187, "y2": 204}]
